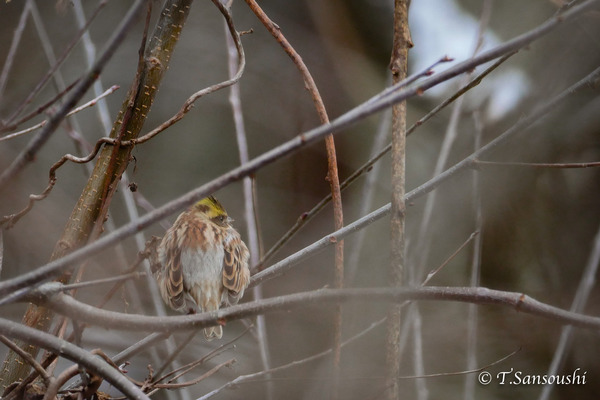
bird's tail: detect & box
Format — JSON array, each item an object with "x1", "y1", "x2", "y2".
[
  {"x1": 190, "y1": 286, "x2": 224, "y2": 340},
  {"x1": 204, "y1": 325, "x2": 223, "y2": 340},
  {"x1": 202, "y1": 296, "x2": 223, "y2": 340}
]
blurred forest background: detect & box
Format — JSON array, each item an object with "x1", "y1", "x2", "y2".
[{"x1": 1, "y1": 0, "x2": 600, "y2": 399}]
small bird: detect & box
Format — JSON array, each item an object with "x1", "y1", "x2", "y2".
[{"x1": 154, "y1": 196, "x2": 250, "y2": 339}]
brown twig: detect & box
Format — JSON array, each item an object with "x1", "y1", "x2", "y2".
[
  {"x1": 398, "y1": 348, "x2": 520, "y2": 379},
  {"x1": 386, "y1": 1, "x2": 412, "y2": 399},
  {"x1": 242, "y1": 3, "x2": 345, "y2": 394},
  {"x1": 120, "y1": 0, "x2": 246, "y2": 148},
  {"x1": 422, "y1": 231, "x2": 479, "y2": 286},
  {"x1": 156, "y1": 328, "x2": 245, "y2": 385}
]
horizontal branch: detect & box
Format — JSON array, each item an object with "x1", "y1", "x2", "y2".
[
  {"x1": 28, "y1": 285, "x2": 600, "y2": 332},
  {"x1": 0, "y1": 0, "x2": 596, "y2": 299}
]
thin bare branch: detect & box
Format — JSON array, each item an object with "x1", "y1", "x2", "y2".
[
  {"x1": 0, "y1": 335, "x2": 52, "y2": 386},
  {"x1": 253, "y1": 65, "x2": 600, "y2": 287},
  {"x1": 464, "y1": 110, "x2": 486, "y2": 400},
  {"x1": 199, "y1": 317, "x2": 386, "y2": 399},
  {"x1": 0, "y1": 86, "x2": 121, "y2": 228},
  {"x1": 43, "y1": 364, "x2": 79, "y2": 400},
  {"x1": 153, "y1": 330, "x2": 197, "y2": 379},
  {"x1": 3, "y1": 0, "x2": 108, "y2": 127},
  {"x1": 0, "y1": 0, "x2": 148, "y2": 191},
  {"x1": 0, "y1": 319, "x2": 149, "y2": 400},
  {"x1": 538, "y1": 220, "x2": 600, "y2": 400},
  {"x1": 475, "y1": 160, "x2": 600, "y2": 168},
  {"x1": 0, "y1": 230, "x2": 3, "y2": 278},
  {"x1": 0, "y1": 2, "x2": 30, "y2": 105},
  {"x1": 0, "y1": 79, "x2": 80, "y2": 136},
  {"x1": 113, "y1": 332, "x2": 173, "y2": 365},
  {"x1": 119, "y1": 0, "x2": 245, "y2": 147},
  {"x1": 59, "y1": 271, "x2": 146, "y2": 292},
  {"x1": 152, "y1": 359, "x2": 235, "y2": 390},
  {"x1": 422, "y1": 232, "x2": 479, "y2": 286},
  {"x1": 222, "y1": 3, "x2": 273, "y2": 398},
  {"x1": 399, "y1": 348, "x2": 520, "y2": 380}
]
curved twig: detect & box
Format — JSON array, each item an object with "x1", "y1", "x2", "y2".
[
  {"x1": 120, "y1": 0, "x2": 246, "y2": 147},
  {"x1": 244, "y1": 0, "x2": 346, "y2": 390}
]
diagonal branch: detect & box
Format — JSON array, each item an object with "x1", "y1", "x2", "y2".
[
  {"x1": 0, "y1": 319, "x2": 149, "y2": 400},
  {"x1": 0, "y1": 0, "x2": 148, "y2": 191}
]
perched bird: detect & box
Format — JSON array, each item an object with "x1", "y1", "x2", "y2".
[{"x1": 154, "y1": 196, "x2": 250, "y2": 339}]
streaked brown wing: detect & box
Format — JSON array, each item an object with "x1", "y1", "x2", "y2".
[
  {"x1": 160, "y1": 229, "x2": 186, "y2": 310},
  {"x1": 222, "y1": 236, "x2": 249, "y2": 299}
]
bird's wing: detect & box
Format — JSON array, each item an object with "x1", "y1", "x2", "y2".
[
  {"x1": 159, "y1": 228, "x2": 186, "y2": 310},
  {"x1": 222, "y1": 234, "x2": 250, "y2": 303}
]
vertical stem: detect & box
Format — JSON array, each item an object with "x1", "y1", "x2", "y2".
[
  {"x1": 386, "y1": 0, "x2": 412, "y2": 399},
  {"x1": 464, "y1": 112, "x2": 484, "y2": 400},
  {"x1": 241, "y1": 2, "x2": 344, "y2": 397},
  {"x1": 328, "y1": 135, "x2": 344, "y2": 400},
  {"x1": 223, "y1": 8, "x2": 274, "y2": 399}
]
